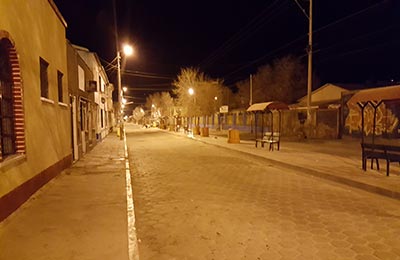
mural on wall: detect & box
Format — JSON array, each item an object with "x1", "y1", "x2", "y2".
[{"x1": 345, "y1": 101, "x2": 399, "y2": 136}]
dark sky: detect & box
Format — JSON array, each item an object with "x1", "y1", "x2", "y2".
[{"x1": 54, "y1": 0, "x2": 400, "y2": 103}]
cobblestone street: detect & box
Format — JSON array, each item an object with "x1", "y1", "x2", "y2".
[{"x1": 127, "y1": 129, "x2": 400, "y2": 260}]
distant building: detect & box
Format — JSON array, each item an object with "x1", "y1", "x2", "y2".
[
  {"x1": 294, "y1": 83, "x2": 348, "y2": 108},
  {"x1": 72, "y1": 45, "x2": 113, "y2": 141},
  {"x1": 67, "y1": 43, "x2": 114, "y2": 161},
  {"x1": 0, "y1": 0, "x2": 71, "y2": 221}
]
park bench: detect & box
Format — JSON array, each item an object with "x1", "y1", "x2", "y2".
[
  {"x1": 255, "y1": 132, "x2": 280, "y2": 151},
  {"x1": 361, "y1": 143, "x2": 400, "y2": 176}
]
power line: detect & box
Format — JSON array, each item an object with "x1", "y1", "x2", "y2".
[
  {"x1": 123, "y1": 83, "x2": 173, "y2": 90},
  {"x1": 122, "y1": 71, "x2": 174, "y2": 80},
  {"x1": 314, "y1": 24, "x2": 399, "y2": 57},
  {"x1": 317, "y1": 39, "x2": 400, "y2": 64},
  {"x1": 222, "y1": 0, "x2": 388, "y2": 81},
  {"x1": 224, "y1": 34, "x2": 306, "y2": 78},
  {"x1": 204, "y1": 3, "x2": 290, "y2": 70},
  {"x1": 198, "y1": 0, "x2": 285, "y2": 69},
  {"x1": 126, "y1": 88, "x2": 174, "y2": 91},
  {"x1": 112, "y1": 0, "x2": 119, "y2": 54},
  {"x1": 123, "y1": 69, "x2": 174, "y2": 78},
  {"x1": 292, "y1": 0, "x2": 308, "y2": 19},
  {"x1": 313, "y1": 1, "x2": 386, "y2": 35}
]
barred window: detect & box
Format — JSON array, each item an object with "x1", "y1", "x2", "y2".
[
  {"x1": 40, "y1": 57, "x2": 49, "y2": 98},
  {"x1": 0, "y1": 41, "x2": 16, "y2": 157},
  {"x1": 57, "y1": 70, "x2": 63, "y2": 102}
]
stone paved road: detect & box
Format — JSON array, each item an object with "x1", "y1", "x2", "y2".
[{"x1": 126, "y1": 129, "x2": 400, "y2": 260}]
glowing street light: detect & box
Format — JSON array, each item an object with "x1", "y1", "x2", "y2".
[
  {"x1": 117, "y1": 43, "x2": 134, "y2": 139},
  {"x1": 123, "y1": 44, "x2": 134, "y2": 56},
  {"x1": 188, "y1": 88, "x2": 194, "y2": 95}
]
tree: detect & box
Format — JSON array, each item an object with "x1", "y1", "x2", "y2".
[
  {"x1": 132, "y1": 106, "x2": 145, "y2": 124},
  {"x1": 145, "y1": 92, "x2": 174, "y2": 123},
  {"x1": 235, "y1": 55, "x2": 307, "y2": 106},
  {"x1": 173, "y1": 67, "x2": 224, "y2": 118}
]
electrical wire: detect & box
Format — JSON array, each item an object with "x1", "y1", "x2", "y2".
[
  {"x1": 223, "y1": 0, "x2": 389, "y2": 81},
  {"x1": 317, "y1": 39, "x2": 400, "y2": 64},
  {"x1": 292, "y1": 0, "x2": 308, "y2": 19},
  {"x1": 313, "y1": 1, "x2": 386, "y2": 35},
  {"x1": 223, "y1": 34, "x2": 306, "y2": 78},
  {"x1": 122, "y1": 71, "x2": 174, "y2": 80},
  {"x1": 197, "y1": 0, "x2": 285, "y2": 69},
  {"x1": 314, "y1": 24, "x2": 399, "y2": 57}
]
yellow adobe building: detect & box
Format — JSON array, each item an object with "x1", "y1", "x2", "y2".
[{"x1": 0, "y1": 0, "x2": 72, "y2": 221}]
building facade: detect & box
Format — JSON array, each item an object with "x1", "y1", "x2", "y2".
[
  {"x1": 73, "y1": 46, "x2": 113, "y2": 141},
  {"x1": 0, "y1": 0, "x2": 72, "y2": 221}
]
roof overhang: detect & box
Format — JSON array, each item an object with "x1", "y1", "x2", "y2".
[
  {"x1": 347, "y1": 85, "x2": 400, "y2": 105},
  {"x1": 247, "y1": 101, "x2": 289, "y2": 112}
]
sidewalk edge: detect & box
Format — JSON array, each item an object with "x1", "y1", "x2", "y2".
[{"x1": 124, "y1": 132, "x2": 140, "y2": 260}]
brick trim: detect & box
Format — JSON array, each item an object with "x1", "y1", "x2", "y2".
[
  {"x1": 0, "y1": 36, "x2": 26, "y2": 160},
  {"x1": 9, "y1": 48, "x2": 26, "y2": 154}
]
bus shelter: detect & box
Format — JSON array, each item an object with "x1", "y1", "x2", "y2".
[
  {"x1": 347, "y1": 85, "x2": 400, "y2": 144},
  {"x1": 247, "y1": 101, "x2": 289, "y2": 147}
]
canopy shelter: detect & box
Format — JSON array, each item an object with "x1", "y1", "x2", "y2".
[
  {"x1": 247, "y1": 101, "x2": 289, "y2": 141},
  {"x1": 346, "y1": 85, "x2": 400, "y2": 144}
]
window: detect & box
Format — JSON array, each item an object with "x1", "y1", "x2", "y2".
[
  {"x1": 98, "y1": 75, "x2": 101, "y2": 92},
  {"x1": 0, "y1": 36, "x2": 26, "y2": 161},
  {"x1": 0, "y1": 43, "x2": 15, "y2": 157},
  {"x1": 100, "y1": 76, "x2": 105, "y2": 92},
  {"x1": 78, "y1": 65, "x2": 85, "y2": 91},
  {"x1": 57, "y1": 71, "x2": 63, "y2": 102},
  {"x1": 39, "y1": 57, "x2": 49, "y2": 98},
  {"x1": 80, "y1": 101, "x2": 87, "y2": 131},
  {"x1": 101, "y1": 109, "x2": 104, "y2": 128}
]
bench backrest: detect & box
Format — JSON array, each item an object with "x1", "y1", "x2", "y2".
[
  {"x1": 361, "y1": 143, "x2": 400, "y2": 160},
  {"x1": 385, "y1": 145, "x2": 400, "y2": 152},
  {"x1": 263, "y1": 132, "x2": 280, "y2": 141},
  {"x1": 361, "y1": 143, "x2": 386, "y2": 151}
]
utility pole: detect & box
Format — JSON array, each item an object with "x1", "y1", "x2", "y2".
[
  {"x1": 306, "y1": 0, "x2": 313, "y2": 122},
  {"x1": 250, "y1": 74, "x2": 253, "y2": 134},
  {"x1": 117, "y1": 51, "x2": 123, "y2": 140},
  {"x1": 249, "y1": 74, "x2": 253, "y2": 106}
]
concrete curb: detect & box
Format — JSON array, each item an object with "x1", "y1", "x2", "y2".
[{"x1": 123, "y1": 131, "x2": 140, "y2": 260}]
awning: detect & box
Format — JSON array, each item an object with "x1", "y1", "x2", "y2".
[
  {"x1": 347, "y1": 85, "x2": 400, "y2": 105},
  {"x1": 247, "y1": 101, "x2": 289, "y2": 112}
]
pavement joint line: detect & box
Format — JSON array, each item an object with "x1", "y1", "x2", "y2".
[
  {"x1": 164, "y1": 130, "x2": 400, "y2": 201},
  {"x1": 124, "y1": 132, "x2": 140, "y2": 260}
]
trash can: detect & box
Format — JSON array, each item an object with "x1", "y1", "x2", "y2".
[
  {"x1": 193, "y1": 126, "x2": 200, "y2": 135},
  {"x1": 200, "y1": 127, "x2": 209, "y2": 137},
  {"x1": 227, "y1": 128, "x2": 240, "y2": 143}
]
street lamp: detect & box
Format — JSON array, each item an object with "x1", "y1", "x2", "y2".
[
  {"x1": 188, "y1": 88, "x2": 194, "y2": 95},
  {"x1": 117, "y1": 43, "x2": 134, "y2": 139}
]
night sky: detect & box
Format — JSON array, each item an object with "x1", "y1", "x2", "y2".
[{"x1": 54, "y1": 0, "x2": 400, "y2": 104}]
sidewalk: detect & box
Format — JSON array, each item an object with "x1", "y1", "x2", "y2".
[
  {"x1": 168, "y1": 128, "x2": 400, "y2": 200},
  {"x1": 0, "y1": 133, "x2": 132, "y2": 260}
]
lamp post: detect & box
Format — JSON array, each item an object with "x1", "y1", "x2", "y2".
[{"x1": 117, "y1": 44, "x2": 133, "y2": 140}]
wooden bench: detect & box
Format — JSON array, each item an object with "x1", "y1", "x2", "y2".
[
  {"x1": 361, "y1": 143, "x2": 400, "y2": 176},
  {"x1": 255, "y1": 132, "x2": 280, "y2": 151}
]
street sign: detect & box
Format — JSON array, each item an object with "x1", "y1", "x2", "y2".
[{"x1": 219, "y1": 105, "x2": 228, "y2": 113}]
